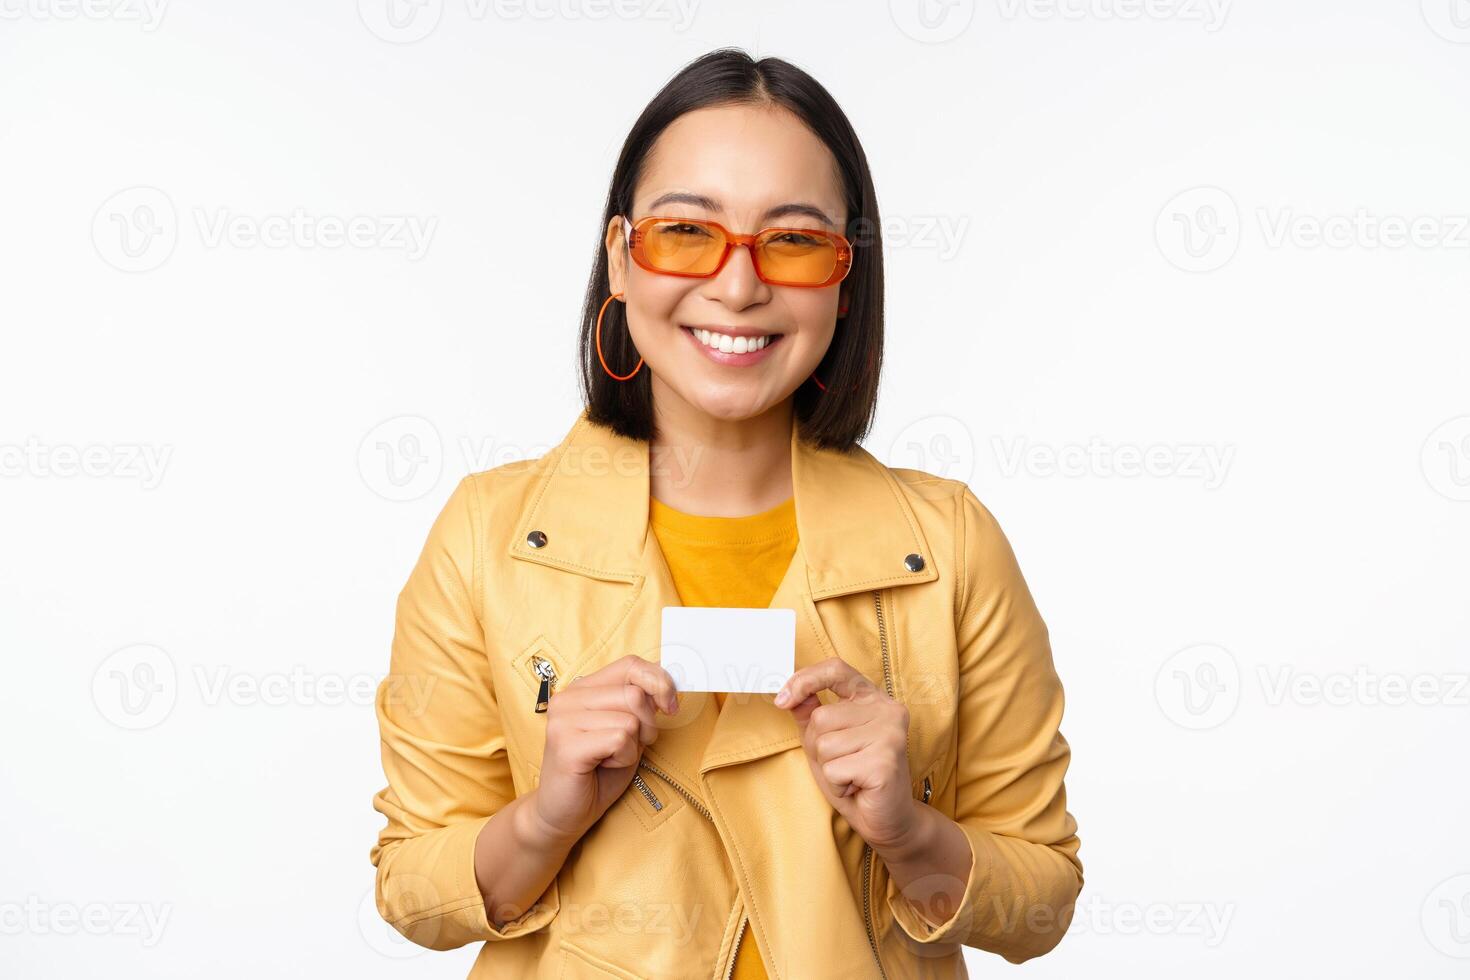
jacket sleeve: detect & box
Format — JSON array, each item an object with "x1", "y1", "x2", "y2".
[
  {"x1": 369, "y1": 474, "x2": 559, "y2": 949},
  {"x1": 885, "y1": 486, "x2": 1083, "y2": 962}
]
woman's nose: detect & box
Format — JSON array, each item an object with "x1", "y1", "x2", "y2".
[{"x1": 701, "y1": 240, "x2": 769, "y2": 310}]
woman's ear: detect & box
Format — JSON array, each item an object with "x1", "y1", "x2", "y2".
[
  {"x1": 836, "y1": 283, "x2": 850, "y2": 318},
  {"x1": 605, "y1": 216, "x2": 627, "y2": 296}
]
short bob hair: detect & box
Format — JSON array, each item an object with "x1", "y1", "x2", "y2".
[{"x1": 578, "y1": 47, "x2": 884, "y2": 452}]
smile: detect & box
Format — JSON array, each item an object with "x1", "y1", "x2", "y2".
[{"x1": 681, "y1": 326, "x2": 784, "y2": 365}]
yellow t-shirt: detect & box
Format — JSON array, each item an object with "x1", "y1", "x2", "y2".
[{"x1": 649, "y1": 492, "x2": 797, "y2": 980}]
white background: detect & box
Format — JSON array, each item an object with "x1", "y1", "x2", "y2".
[{"x1": 2, "y1": 1, "x2": 1468, "y2": 976}]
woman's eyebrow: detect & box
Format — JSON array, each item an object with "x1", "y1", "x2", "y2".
[{"x1": 644, "y1": 191, "x2": 838, "y2": 228}]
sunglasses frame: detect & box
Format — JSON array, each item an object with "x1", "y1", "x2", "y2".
[{"x1": 621, "y1": 214, "x2": 853, "y2": 288}]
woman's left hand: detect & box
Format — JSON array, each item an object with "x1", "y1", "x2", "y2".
[{"x1": 774, "y1": 656, "x2": 919, "y2": 854}]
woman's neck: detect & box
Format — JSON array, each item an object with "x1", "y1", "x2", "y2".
[{"x1": 648, "y1": 393, "x2": 794, "y2": 518}]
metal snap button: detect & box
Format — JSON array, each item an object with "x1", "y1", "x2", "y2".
[
  {"x1": 904, "y1": 553, "x2": 925, "y2": 572},
  {"x1": 526, "y1": 530, "x2": 548, "y2": 549}
]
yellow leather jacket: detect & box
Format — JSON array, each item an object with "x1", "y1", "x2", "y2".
[{"x1": 370, "y1": 409, "x2": 1083, "y2": 979}]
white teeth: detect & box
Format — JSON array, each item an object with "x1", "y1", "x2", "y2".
[{"x1": 692, "y1": 328, "x2": 774, "y2": 354}]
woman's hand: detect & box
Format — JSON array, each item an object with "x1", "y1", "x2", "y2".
[
  {"x1": 774, "y1": 656, "x2": 921, "y2": 854},
  {"x1": 533, "y1": 654, "x2": 680, "y2": 846}
]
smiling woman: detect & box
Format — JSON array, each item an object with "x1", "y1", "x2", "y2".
[
  {"x1": 580, "y1": 56, "x2": 884, "y2": 451},
  {"x1": 370, "y1": 47, "x2": 1082, "y2": 980}
]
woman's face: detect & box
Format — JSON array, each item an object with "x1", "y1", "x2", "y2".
[{"x1": 605, "y1": 102, "x2": 850, "y2": 425}]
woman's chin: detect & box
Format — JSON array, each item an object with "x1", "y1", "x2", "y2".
[{"x1": 680, "y1": 385, "x2": 782, "y2": 424}]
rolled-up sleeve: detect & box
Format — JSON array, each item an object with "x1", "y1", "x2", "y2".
[
  {"x1": 885, "y1": 486, "x2": 1083, "y2": 963},
  {"x1": 369, "y1": 474, "x2": 559, "y2": 950}
]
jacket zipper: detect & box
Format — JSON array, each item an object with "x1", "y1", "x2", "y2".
[
  {"x1": 862, "y1": 589, "x2": 893, "y2": 980},
  {"x1": 630, "y1": 771, "x2": 663, "y2": 811},
  {"x1": 636, "y1": 758, "x2": 756, "y2": 977},
  {"x1": 636, "y1": 757, "x2": 710, "y2": 819},
  {"x1": 531, "y1": 654, "x2": 556, "y2": 713},
  {"x1": 724, "y1": 913, "x2": 747, "y2": 980}
]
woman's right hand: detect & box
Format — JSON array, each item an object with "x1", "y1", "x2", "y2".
[{"x1": 532, "y1": 654, "x2": 680, "y2": 845}]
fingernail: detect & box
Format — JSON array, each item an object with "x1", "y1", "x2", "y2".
[{"x1": 774, "y1": 688, "x2": 790, "y2": 707}]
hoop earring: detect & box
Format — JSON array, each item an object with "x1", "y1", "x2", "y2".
[{"x1": 596, "y1": 291, "x2": 643, "y2": 381}]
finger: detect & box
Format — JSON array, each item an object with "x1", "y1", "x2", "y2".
[
  {"x1": 623, "y1": 656, "x2": 681, "y2": 716},
  {"x1": 788, "y1": 692, "x2": 821, "y2": 736},
  {"x1": 564, "y1": 727, "x2": 642, "y2": 774},
  {"x1": 578, "y1": 654, "x2": 679, "y2": 715},
  {"x1": 801, "y1": 700, "x2": 877, "y2": 740},
  {"x1": 811, "y1": 724, "x2": 876, "y2": 765},
  {"x1": 821, "y1": 753, "x2": 877, "y2": 797},
  {"x1": 791, "y1": 693, "x2": 876, "y2": 742},
  {"x1": 552, "y1": 682, "x2": 659, "y2": 727},
  {"x1": 774, "y1": 656, "x2": 877, "y2": 709},
  {"x1": 570, "y1": 708, "x2": 658, "y2": 746}
]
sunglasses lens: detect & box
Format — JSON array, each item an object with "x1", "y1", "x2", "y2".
[
  {"x1": 641, "y1": 220, "x2": 726, "y2": 276},
  {"x1": 755, "y1": 230, "x2": 840, "y2": 285}
]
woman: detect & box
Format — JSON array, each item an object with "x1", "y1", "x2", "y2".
[{"x1": 370, "y1": 48, "x2": 1082, "y2": 980}]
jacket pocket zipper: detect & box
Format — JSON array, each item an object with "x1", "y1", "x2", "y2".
[
  {"x1": 531, "y1": 654, "x2": 557, "y2": 713},
  {"x1": 630, "y1": 772, "x2": 663, "y2": 812},
  {"x1": 863, "y1": 589, "x2": 893, "y2": 980},
  {"x1": 636, "y1": 758, "x2": 710, "y2": 820}
]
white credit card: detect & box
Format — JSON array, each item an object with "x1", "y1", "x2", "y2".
[{"x1": 659, "y1": 606, "x2": 796, "y2": 694}]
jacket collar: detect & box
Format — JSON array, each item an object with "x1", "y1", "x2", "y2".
[{"x1": 507, "y1": 408, "x2": 938, "y2": 600}]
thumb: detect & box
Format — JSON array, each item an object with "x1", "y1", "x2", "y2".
[{"x1": 788, "y1": 693, "x2": 821, "y2": 738}]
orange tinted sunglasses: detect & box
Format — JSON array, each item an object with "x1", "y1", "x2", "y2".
[{"x1": 622, "y1": 214, "x2": 853, "y2": 288}]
